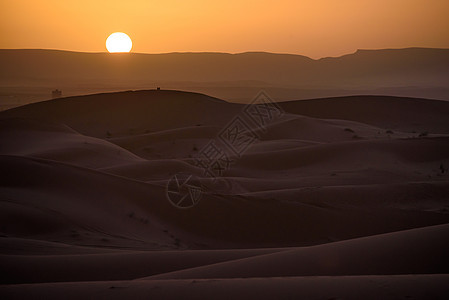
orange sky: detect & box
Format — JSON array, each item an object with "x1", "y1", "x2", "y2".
[{"x1": 1, "y1": 0, "x2": 448, "y2": 59}]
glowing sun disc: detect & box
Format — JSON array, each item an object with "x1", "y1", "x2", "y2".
[{"x1": 106, "y1": 32, "x2": 132, "y2": 53}]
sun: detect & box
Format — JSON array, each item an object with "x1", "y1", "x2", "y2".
[{"x1": 106, "y1": 32, "x2": 132, "y2": 53}]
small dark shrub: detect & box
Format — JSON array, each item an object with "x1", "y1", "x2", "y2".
[{"x1": 419, "y1": 131, "x2": 428, "y2": 137}]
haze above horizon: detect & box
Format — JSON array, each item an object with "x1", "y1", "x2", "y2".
[{"x1": 1, "y1": 0, "x2": 448, "y2": 59}]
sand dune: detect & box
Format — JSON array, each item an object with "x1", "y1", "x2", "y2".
[
  {"x1": 260, "y1": 113, "x2": 386, "y2": 142},
  {"x1": 280, "y1": 95, "x2": 449, "y2": 133},
  {"x1": 3, "y1": 275, "x2": 448, "y2": 300},
  {"x1": 100, "y1": 159, "x2": 203, "y2": 181},
  {"x1": 1, "y1": 90, "x2": 448, "y2": 298},
  {"x1": 231, "y1": 136, "x2": 449, "y2": 176},
  {"x1": 0, "y1": 118, "x2": 143, "y2": 169},
  {"x1": 1, "y1": 247, "x2": 284, "y2": 284},
  {"x1": 3, "y1": 153, "x2": 446, "y2": 251},
  {"x1": 148, "y1": 223, "x2": 449, "y2": 280},
  {"x1": 0, "y1": 90, "x2": 238, "y2": 138}
]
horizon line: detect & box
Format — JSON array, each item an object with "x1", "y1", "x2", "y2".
[{"x1": 1, "y1": 47, "x2": 448, "y2": 61}]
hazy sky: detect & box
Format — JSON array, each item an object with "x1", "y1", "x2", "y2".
[{"x1": 1, "y1": 0, "x2": 448, "y2": 58}]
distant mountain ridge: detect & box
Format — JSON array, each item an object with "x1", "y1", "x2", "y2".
[{"x1": 0, "y1": 48, "x2": 448, "y2": 104}]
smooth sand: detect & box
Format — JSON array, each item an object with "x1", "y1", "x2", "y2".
[{"x1": 1, "y1": 90, "x2": 448, "y2": 298}]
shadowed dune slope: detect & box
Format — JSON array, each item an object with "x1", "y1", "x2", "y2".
[
  {"x1": 2, "y1": 275, "x2": 448, "y2": 300},
  {"x1": 148, "y1": 223, "x2": 449, "y2": 279},
  {"x1": 0, "y1": 247, "x2": 283, "y2": 284},
  {"x1": 0, "y1": 90, "x2": 240, "y2": 138},
  {"x1": 3, "y1": 91, "x2": 449, "y2": 138},
  {"x1": 279, "y1": 95, "x2": 449, "y2": 133},
  {"x1": 2, "y1": 154, "x2": 448, "y2": 251}
]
